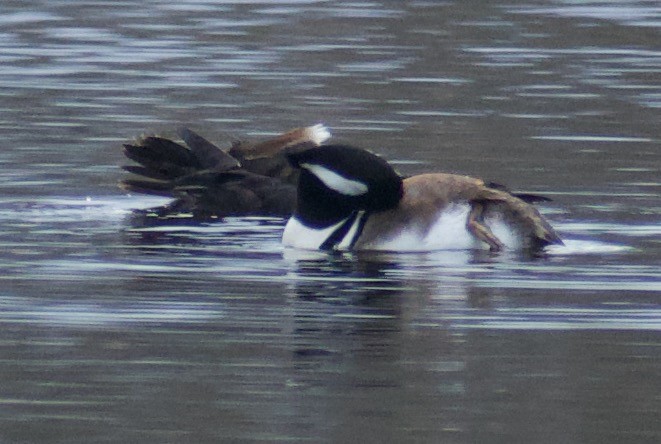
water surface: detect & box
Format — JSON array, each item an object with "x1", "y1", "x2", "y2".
[{"x1": 0, "y1": 1, "x2": 659, "y2": 442}]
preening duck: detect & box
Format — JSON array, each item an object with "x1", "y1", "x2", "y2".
[
  {"x1": 121, "y1": 124, "x2": 330, "y2": 218},
  {"x1": 121, "y1": 124, "x2": 562, "y2": 252},
  {"x1": 282, "y1": 142, "x2": 563, "y2": 252}
]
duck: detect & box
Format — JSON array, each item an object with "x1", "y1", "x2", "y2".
[
  {"x1": 121, "y1": 124, "x2": 330, "y2": 218},
  {"x1": 282, "y1": 142, "x2": 563, "y2": 252},
  {"x1": 122, "y1": 124, "x2": 562, "y2": 252}
]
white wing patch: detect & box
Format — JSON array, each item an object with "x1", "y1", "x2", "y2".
[{"x1": 301, "y1": 163, "x2": 368, "y2": 196}]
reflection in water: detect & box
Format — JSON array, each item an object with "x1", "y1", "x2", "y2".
[
  {"x1": 0, "y1": 0, "x2": 660, "y2": 442},
  {"x1": 0, "y1": 195, "x2": 659, "y2": 441}
]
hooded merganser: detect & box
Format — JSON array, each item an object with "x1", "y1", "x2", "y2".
[
  {"x1": 122, "y1": 124, "x2": 562, "y2": 252},
  {"x1": 283, "y1": 144, "x2": 563, "y2": 252},
  {"x1": 121, "y1": 124, "x2": 330, "y2": 218}
]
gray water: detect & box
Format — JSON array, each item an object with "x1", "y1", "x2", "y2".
[{"x1": 1, "y1": 1, "x2": 660, "y2": 443}]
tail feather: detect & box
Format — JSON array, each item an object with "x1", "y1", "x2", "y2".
[
  {"x1": 486, "y1": 181, "x2": 553, "y2": 204},
  {"x1": 121, "y1": 165, "x2": 172, "y2": 181},
  {"x1": 125, "y1": 137, "x2": 199, "y2": 167},
  {"x1": 120, "y1": 124, "x2": 330, "y2": 217},
  {"x1": 178, "y1": 127, "x2": 239, "y2": 171},
  {"x1": 119, "y1": 178, "x2": 173, "y2": 197},
  {"x1": 121, "y1": 129, "x2": 238, "y2": 197},
  {"x1": 512, "y1": 193, "x2": 553, "y2": 204},
  {"x1": 123, "y1": 144, "x2": 197, "y2": 181}
]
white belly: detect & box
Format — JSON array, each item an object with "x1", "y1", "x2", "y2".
[{"x1": 282, "y1": 205, "x2": 521, "y2": 252}]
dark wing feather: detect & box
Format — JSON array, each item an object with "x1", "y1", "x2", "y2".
[
  {"x1": 119, "y1": 178, "x2": 173, "y2": 197},
  {"x1": 486, "y1": 181, "x2": 553, "y2": 203},
  {"x1": 511, "y1": 193, "x2": 553, "y2": 204},
  {"x1": 178, "y1": 127, "x2": 239, "y2": 171}
]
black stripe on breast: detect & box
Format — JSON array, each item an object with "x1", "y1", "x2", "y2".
[
  {"x1": 348, "y1": 211, "x2": 369, "y2": 249},
  {"x1": 319, "y1": 211, "x2": 368, "y2": 251}
]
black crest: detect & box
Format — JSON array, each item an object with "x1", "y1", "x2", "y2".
[{"x1": 286, "y1": 145, "x2": 403, "y2": 227}]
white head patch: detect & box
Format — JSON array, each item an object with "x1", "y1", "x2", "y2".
[{"x1": 301, "y1": 163, "x2": 369, "y2": 196}]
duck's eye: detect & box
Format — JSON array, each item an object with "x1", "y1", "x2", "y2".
[{"x1": 300, "y1": 163, "x2": 369, "y2": 196}]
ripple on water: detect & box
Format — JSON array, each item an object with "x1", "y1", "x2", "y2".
[
  {"x1": 508, "y1": 4, "x2": 661, "y2": 27},
  {"x1": 546, "y1": 238, "x2": 636, "y2": 255},
  {"x1": 451, "y1": 307, "x2": 661, "y2": 331},
  {"x1": 0, "y1": 295, "x2": 225, "y2": 328},
  {"x1": 0, "y1": 190, "x2": 658, "y2": 333},
  {"x1": 0, "y1": 2, "x2": 658, "y2": 441}
]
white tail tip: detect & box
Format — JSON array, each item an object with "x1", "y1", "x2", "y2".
[{"x1": 307, "y1": 123, "x2": 331, "y2": 145}]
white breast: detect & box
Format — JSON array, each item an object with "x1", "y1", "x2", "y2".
[
  {"x1": 283, "y1": 217, "x2": 335, "y2": 250},
  {"x1": 282, "y1": 205, "x2": 522, "y2": 252},
  {"x1": 282, "y1": 213, "x2": 367, "y2": 250}
]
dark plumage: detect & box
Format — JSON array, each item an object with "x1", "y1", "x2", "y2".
[
  {"x1": 120, "y1": 125, "x2": 329, "y2": 219},
  {"x1": 286, "y1": 145, "x2": 404, "y2": 227}
]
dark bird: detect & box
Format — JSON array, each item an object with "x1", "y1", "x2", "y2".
[{"x1": 121, "y1": 124, "x2": 330, "y2": 219}]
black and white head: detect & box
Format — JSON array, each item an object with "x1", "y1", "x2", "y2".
[{"x1": 286, "y1": 144, "x2": 403, "y2": 228}]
